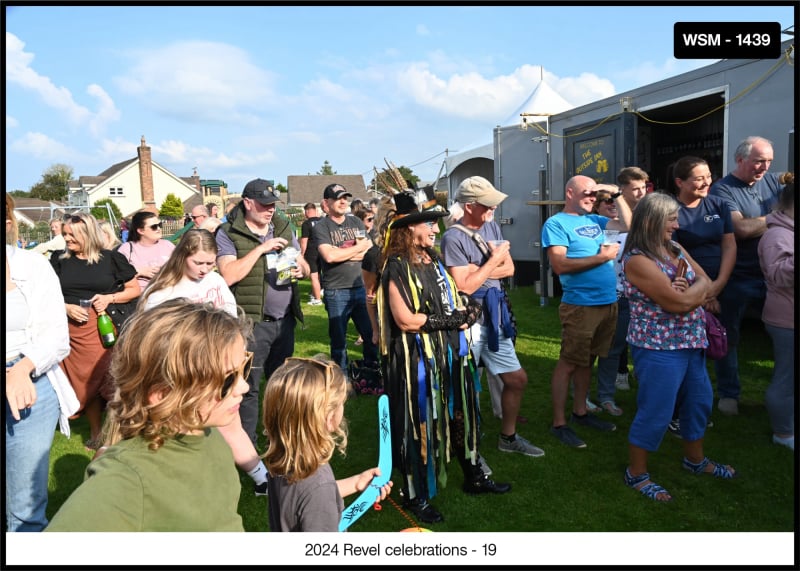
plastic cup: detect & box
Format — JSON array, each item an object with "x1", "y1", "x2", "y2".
[
  {"x1": 79, "y1": 299, "x2": 92, "y2": 309},
  {"x1": 489, "y1": 240, "x2": 508, "y2": 248},
  {"x1": 354, "y1": 229, "x2": 366, "y2": 240},
  {"x1": 603, "y1": 230, "x2": 620, "y2": 245}
]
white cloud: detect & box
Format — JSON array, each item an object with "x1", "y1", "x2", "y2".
[
  {"x1": 113, "y1": 41, "x2": 276, "y2": 124},
  {"x1": 400, "y1": 63, "x2": 549, "y2": 121},
  {"x1": 10, "y1": 132, "x2": 79, "y2": 160},
  {"x1": 5, "y1": 32, "x2": 120, "y2": 135},
  {"x1": 550, "y1": 72, "x2": 617, "y2": 107},
  {"x1": 416, "y1": 24, "x2": 430, "y2": 36},
  {"x1": 6, "y1": 115, "x2": 19, "y2": 128},
  {"x1": 612, "y1": 58, "x2": 717, "y2": 91}
]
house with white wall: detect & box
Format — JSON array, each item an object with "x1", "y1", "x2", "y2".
[{"x1": 66, "y1": 136, "x2": 202, "y2": 217}]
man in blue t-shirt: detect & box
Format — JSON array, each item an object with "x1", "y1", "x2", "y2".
[
  {"x1": 709, "y1": 136, "x2": 785, "y2": 416},
  {"x1": 541, "y1": 175, "x2": 631, "y2": 448}
]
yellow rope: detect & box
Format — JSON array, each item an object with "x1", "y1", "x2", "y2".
[{"x1": 530, "y1": 44, "x2": 793, "y2": 139}]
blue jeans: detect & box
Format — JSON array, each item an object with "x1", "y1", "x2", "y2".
[
  {"x1": 629, "y1": 346, "x2": 712, "y2": 451},
  {"x1": 596, "y1": 297, "x2": 629, "y2": 403},
  {"x1": 764, "y1": 324, "x2": 794, "y2": 435},
  {"x1": 5, "y1": 364, "x2": 60, "y2": 532},
  {"x1": 323, "y1": 286, "x2": 378, "y2": 372},
  {"x1": 714, "y1": 277, "x2": 765, "y2": 400}
]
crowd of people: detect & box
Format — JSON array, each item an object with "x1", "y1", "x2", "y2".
[{"x1": 4, "y1": 135, "x2": 793, "y2": 532}]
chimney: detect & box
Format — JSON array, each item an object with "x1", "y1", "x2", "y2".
[{"x1": 138, "y1": 135, "x2": 157, "y2": 213}]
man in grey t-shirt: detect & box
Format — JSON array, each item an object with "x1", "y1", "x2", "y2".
[{"x1": 312, "y1": 183, "x2": 378, "y2": 373}]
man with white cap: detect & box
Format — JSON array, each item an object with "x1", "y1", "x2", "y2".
[{"x1": 441, "y1": 175, "x2": 546, "y2": 459}]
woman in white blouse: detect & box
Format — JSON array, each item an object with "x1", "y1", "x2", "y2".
[{"x1": 5, "y1": 193, "x2": 78, "y2": 531}]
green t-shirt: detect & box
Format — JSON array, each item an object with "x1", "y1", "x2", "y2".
[{"x1": 46, "y1": 428, "x2": 243, "y2": 532}]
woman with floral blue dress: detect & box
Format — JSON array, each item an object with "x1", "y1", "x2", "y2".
[{"x1": 621, "y1": 192, "x2": 736, "y2": 502}]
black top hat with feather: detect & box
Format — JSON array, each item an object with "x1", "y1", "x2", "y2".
[{"x1": 389, "y1": 185, "x2": 448, "y2": 229}]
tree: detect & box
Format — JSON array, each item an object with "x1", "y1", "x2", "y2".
[
  {"x1": 10, "y1": 190, "x2": 30, "y2": 198},
  {"x1": 370, "y1": 164, "x2": 420, "y2": 194},
  {"x1": 91, "y1": 198, "x2": 123, "y2": 222},
  {"x1": 29, "y1": 163, "x2": 73, "y2": 202},
  {"x1": 159, "y1": 194, "x2": 185, "y2": 220},
  {"x1": 275, "y1": 182, "x2": 287, "y2": 194},
  {"x1": 317, "y1": 161, "x2": 337, "y2": 175}
]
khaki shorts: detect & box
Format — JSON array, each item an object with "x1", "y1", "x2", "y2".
[{"x1": 558, "y1": 302, "x2": 619, "y2": 367}]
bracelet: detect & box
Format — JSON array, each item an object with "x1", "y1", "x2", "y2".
[{"x1": 111, "y1": 294, "x2": 116, "y2": 304}]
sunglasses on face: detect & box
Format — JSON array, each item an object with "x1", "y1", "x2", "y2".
[
  {"x1": 220, "y1": 351, "x2": 254, "y2": 399},
  {"x1": 581, "y1": 191, "x2": 599, "y2": 198},
  {"x1": 148, "y1": 222, "x2": 163, "y2": 231},
  {"x1": 190, "y1": 215, "x2": 206, "y2": 221},
  {"x1": 366, "y1": 217, "x2": 374, "y2": 222},
  {"x1": 599, "y1": 197, "x2": 615, "y2": 205}
]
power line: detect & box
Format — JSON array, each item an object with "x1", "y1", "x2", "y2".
[{"x1": 360, "y1": 149, "x2": 449, "y2": 178}]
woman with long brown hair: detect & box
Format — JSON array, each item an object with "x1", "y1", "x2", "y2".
[{"x1": 378, "y1": 186, "x2": 509, "y2": 525}]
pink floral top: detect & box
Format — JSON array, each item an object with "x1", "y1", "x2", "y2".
[{"x1": 621, "y1": 246, "x2": 707, "y2": 351}]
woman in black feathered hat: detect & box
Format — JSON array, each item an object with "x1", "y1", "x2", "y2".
[{"x1": 376, "y1": 185, "x2": 511, "y2": 525}]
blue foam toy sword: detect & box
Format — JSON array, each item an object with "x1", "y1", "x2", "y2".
[{"x1": 338, "y1": 394, "x2": 392, "y2": 532}]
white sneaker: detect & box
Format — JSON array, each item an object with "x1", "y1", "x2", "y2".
[
  {"x1": 717, "y1": 397, "x2": 739, "y2": 416},
  {"x1": 615, "y1": 373, "x2": 630, "y2": 390},
  {"x1": 585, "y1": 398, "x2": 602, "y2": 413},
  {"x1": 773, "y1": 434, "x2": 794, "y2": 451}
]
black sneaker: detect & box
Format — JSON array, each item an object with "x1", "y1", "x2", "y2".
[
  {"x1": 570, "y1": 412, "x2": 617, "y2": 432},
  {"x1": 254, "y1": 481, "x2": 268, "y2": 497},
  {"x1": 667, "y1": 418, "x2": 681, "y2": 438},
  {"x1": 550, "y1": 425, "x2": 587, "y2": 448},
  {"x1": 463, "y1": 473, "x2": 512, "y2": 495},
  {"x1": 668, "y1": 418, "x2": 713, "y2": 438},
  {"x1": 403, "y1": 498, "x2": 444, "y2": 524}
]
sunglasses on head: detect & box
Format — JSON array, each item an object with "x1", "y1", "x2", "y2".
[
  {"x1": 68, "y1": 215, "x2": 85, "y2": 224},
  {"x1": 148, "y1": 222, "x2": 163, "y2": 231},
  {"x1": 220, "y1": 351, "x2": 254, "y2": 399}
]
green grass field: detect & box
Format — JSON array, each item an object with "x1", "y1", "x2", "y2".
[{"x1": 47, "y1": 282, "x2": 795, "y2": 533}]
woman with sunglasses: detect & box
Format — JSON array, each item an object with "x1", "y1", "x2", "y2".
[
  {"x1": 378, "y1": 187, "x2": 509, "y2": 525},
  {"x1": 51, "y1": 212, "x2": 140, "y2": 449},
  {"x1": 138, "y1": 229, "x2": 270, "y2": 495},
  {"x1": 116, "y1": 210, "x2": 176, "y2": 291},
  {"x1": 261, "y1": 355, "x2": 392, "y2": 531},
  {"x1": 46, "y1": 300, "x2": 251, "y2": 531}
]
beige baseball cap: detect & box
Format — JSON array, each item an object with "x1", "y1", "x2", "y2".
[{"x1": 455, "y1": 176, "x2": 508, "y2": 207}]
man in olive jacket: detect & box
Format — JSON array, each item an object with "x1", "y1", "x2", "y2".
[{"x1": 216, "y1": 178, "x2": 308, "y2": 449}]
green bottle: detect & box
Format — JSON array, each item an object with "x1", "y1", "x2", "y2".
[{"x1": 97, "y1": 310, "x2": 117, "y2": 347}]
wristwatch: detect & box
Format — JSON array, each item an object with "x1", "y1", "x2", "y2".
[{"x1": 610, "y1": 191, "x2": 623, "y2": 200}]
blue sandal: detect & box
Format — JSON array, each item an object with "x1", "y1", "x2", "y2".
[
  {"x1": 682, "y1": 457, "x2": 736, "y2": 479},
  {"x1": 624, "y1": 468, "x2": 672, "y2": 502}
]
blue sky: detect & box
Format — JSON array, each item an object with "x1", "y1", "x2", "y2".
[{"x1": 5, "y1": 3, "x2": 796, "y2": 196}]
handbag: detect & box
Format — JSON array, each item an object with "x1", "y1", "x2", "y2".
[
  {"x1": 106, "y1": 278, "x2": 138, "y2": 333},
  {"x1": 106, "y1": 301, "x2": 136, "y2": 333},
  {"x1": 704, "y1": 309, "x2": 728, "y2": 360}
]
